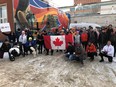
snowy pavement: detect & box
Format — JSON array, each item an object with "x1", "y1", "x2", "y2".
[{"x1": 0, "y1": 52, "x2": 116, "y2": 87}]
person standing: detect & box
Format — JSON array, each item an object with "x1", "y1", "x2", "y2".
[
  {"x1": 1, "y1": 31, "x2": 16, "y2": 47},
  {"x1": 98, "y1": 28, "x2": 107, "y2": 51},
  {"x1": 74, "y1": 31, "x2": 81, "y2": 46},
  {"x1": 25, "y1": 28, "x2": 33, "y2": 41},
  {"x1": 88, "y1": 28, "x2": 98, "y2": 47},
  {"x1": 106, "y1": 24, "x2": 113, "y2": 40},
  {"x1": 19, "y1": 31, "x2": 27, "y2": 56},
  {"x1": 16, "y1": 28, "x2": 21, "y2": 43},
  {"x1": 80, "y1": 30, "x2": 88, "y2": 50},
  {"x1": 37, "y1": 32, "x2": 44, "y2": 54},
  {"x1": 110, "y1": 31, "x2": 116, "y2": 57}
]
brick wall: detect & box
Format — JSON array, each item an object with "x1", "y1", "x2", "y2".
[
  {"x1": 0, "y1": 0, "x2": 14, "y2": 41},
  {"x1": 74, "y1": 0, "x2": 101, "y2": 5}
]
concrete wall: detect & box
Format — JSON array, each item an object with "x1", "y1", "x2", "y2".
[
  {"x1": 71, "y1": 14, "x2": 116, "y2": 26},
  {"x1": 101, "y1": 5, "x2": 116, "y2": 14}
]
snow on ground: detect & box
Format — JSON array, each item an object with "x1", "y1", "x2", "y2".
[{"x1": 0, "y1": 52, "x2": 116, "y2": 87}]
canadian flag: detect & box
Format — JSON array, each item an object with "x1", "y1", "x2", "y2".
[{"x1": 44, "y1": 34, "x2": 74, "y2": 50}]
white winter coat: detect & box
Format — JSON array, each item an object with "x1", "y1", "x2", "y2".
[{"x1": 101, "y1": 45, "x2": 114, "y2": 57}]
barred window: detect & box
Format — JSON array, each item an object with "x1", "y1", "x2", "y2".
[{"x1": 0, "y1": 5, "x2": 7, "y2": 23}]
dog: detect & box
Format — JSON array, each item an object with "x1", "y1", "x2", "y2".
[{"x1": 30, "y1": 47, "x2": 37, "y2": 57}]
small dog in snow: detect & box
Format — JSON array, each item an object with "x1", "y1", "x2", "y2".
[{"x1": 30, "y1": 47, "x2": 37, "y2": 57}]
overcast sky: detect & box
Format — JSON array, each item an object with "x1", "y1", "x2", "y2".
[{"x1": 47, "y1": 0, "x2": 74, "y2": 7}]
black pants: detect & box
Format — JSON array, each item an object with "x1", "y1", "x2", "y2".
[
  {"x1": 46, "y1": 49, "x2": 53, "y2": 55},
  {"x1": 114, "y1": 45, "x2": 116, "y2": 57},
  {"x1": 87, "y1": 52, "x2": 96, "y2": 60},
  {"x1": 38, "y1": 43, "x2": 43, "y2": 54},
  {"x1": 82, "y1": 41, "x2": 87, "y2": 50},
  {"x1": 26, "y1": 46, "x2": 33, "y2": 54},
  {"x1": 99, "y1": 43, "x2": 106, "y2": 52},
  {"x1": 99, "y1": 52, "x2": 113, "y2": 62},
  {"x1": 19, "y1": 42, "x2": 26, "y2": 56},
  {"x1": 74, "y1": 56, "x2": 84, "y2": 64},
  {"x1": 113, "y1": 44, "x2": 116, "y2": 57}
]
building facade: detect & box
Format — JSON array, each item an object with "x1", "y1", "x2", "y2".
[
  {"x1": 0, "y1": 0, "x2": 14, "y2": 41},
  {"x1": 73, "y1": 0, "x2": 116, "y2": 15},
  {"x1": 69, "y1": 0, "x2": 116, "y2": 26},
  {"x1": 74, "y1": 0, "x2": 101, "y2": 5}
]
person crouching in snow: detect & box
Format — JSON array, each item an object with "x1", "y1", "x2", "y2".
[
  {"x1": 0, "y1": 39, "x2": 14, "y2": 61},
  {"x1": 65, "y1": 42, "x2": 75, "y2": 60},
  {"x1": 72, "y1": 43, "x2": 87, "y2": 65},
  {"x1": 86, "y1": 41, "x2": 97, "y2": 61},
  {"x1": 9, "y1": 46, "x2": 20, "y2": 60},
  {"x1": 25, "y1": 37, "x2": 36, "y2": 57},
  {"x1": 99, "y1": 41, "x2": 114, "y2": 62}
]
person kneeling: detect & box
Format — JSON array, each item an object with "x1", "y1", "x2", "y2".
[
  {"x1": 25, "y1": 37, "x2": 36, "y2": 57},
  {"x1": 65, "y1": 42, "x2": 75, "y2": 60},
  {"x1": 99, "y1": 41, "x2": 114, "y2": 62},
  {"x1": 86, "y1": 42, "x2": 97, "y2": 61},
  {"x1": 72, "y1": 43, "x2": 86, "y2": 65},
  {"x1": 0, "y1": 39, "x2": 14, "y2": 61}
]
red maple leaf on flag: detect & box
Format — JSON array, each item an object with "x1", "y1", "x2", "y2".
[{"x1": 53, "y1": 37, "x2": 63, "y2": 46}]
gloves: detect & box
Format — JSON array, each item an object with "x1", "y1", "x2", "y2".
[{"x1": 68, "y1": 52, "x2": 70, "y2": 54}]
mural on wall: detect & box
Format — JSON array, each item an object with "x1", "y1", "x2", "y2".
[{"x1": 13, "y1": 0, "x2": 69, "y2": 30}]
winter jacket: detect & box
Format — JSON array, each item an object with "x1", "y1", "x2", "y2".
[
  {"x1": 9, "y1": 47, "x2": 20, "y2": 57},
  {"x1": 86, "y1": 44, "x2": 97, "y2": 53},
  {"x1": 106, "y1": 28, "x2": 113, "y2": 40},
  {"x1": 25, "y1": 40, "x2": 36, "y2": 47},
  {"x1": 101, "y1": 45, "x2": 114, "y2": 57},
  {"x1": 98, "y1": 32, "x2": 107, "y2": 44},
  {"x1": 0, "y1": 43, "x2": 11, "y2": 52},
  {"x1": 75, "y1": 45, "x2": 87, "y2": 59},
  {"x1": 81, "y1": 33, "x2": 88, "y2": 42},
  {"x1": 19, "y1": 34, "x2": 27, "y2": 44},
  {"x1": 2, "y1": 32, "x2": 16, "y2": 43},
  {"x1": 110, "y1": 33, "x2": 116, "y2": 45},
  {"x1": 66, "y1": 45, "x2": 75, "y2": 54},
  {"x1": 37, "y1": 34, "x2": 44, "y2": 44},
  {"x1": 88, "y1": 31, "x2": 97, "y2": 43},
  {"x1": 74, "y1": 34, "x2": 80, "y2": 44}
]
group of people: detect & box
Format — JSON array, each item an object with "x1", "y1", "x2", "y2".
[
  {"x1": 0, "y1": 24, "x2": 116, "y2": 64},
  {"x1": 66, "y1": 40, "x2": 114, "y2": 65},
  {"x1": 65, "y1": 24, "x2": 116, "y2": 64}
]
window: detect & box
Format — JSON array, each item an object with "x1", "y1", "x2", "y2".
[{"x1": 0, "y1": 5, "x2": 7, "y2": 23}]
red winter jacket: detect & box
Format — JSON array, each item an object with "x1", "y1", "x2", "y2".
[
  {"x1": 81, "y1": 33, "x2": 88, "y2": 42},
  {"x1": 86, "y1": 44, "x2": 97, "y2": 53}
]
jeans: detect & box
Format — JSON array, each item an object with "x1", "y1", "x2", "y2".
[
  {"x1": 66, "y1": 54, "x2": 84, "y2": 64},
  {"x1": 19, "y1": 42, "x2": 26, "y2": 56},
  {"x1": 65, "y1": 53, "x2": 74, "y2": 60}
]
